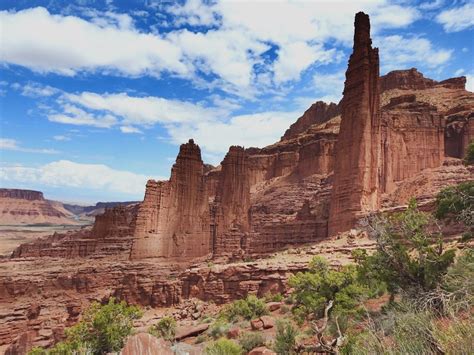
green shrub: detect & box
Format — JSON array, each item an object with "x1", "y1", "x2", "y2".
[
  {"x1": 222, "y1": 295, "x2": 268, "y2": 321},
  {"x1": 464, "y1": 141, "x2": 474, "y2": 165},
  {"x1": 239, "y1": 332, "x2": 265, "y2": 352},
  {"x1": 264, "y1": 292, "x2": 283, "y2": 302},
  {"x1": 356, "y1": 200, "x2": 456, "y2": 299},
  {"x1": 195, "y1": 333, "x2": 208, "y2": 344},
  {"x1": 204, "y1": 338, "x2": 243, "y2": 355},
  {"x1": 29, "y1": 297, "x2": 142, "y2": 355},
  {"x1": 432, "y1": 314, "x2": 474, "y2": 353},
  {"x1": 435, "y1": 182, "x2": 473, "y2": 225},
  {"x1": 289, "y1": 256, "x2": 367, "y2": 324},
  {"x1": 208, "y1": 319, "x2": 231, "y2": 339},
  {"x1": 274, "y1": 319, "x2": 297, "y2": 355},
  {"x1": 149, "y1": 316, "x2": 177, "y2": 341}
]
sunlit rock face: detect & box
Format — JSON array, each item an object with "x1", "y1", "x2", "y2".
[
  {"x1": 328, "y1": 12, "x2": 382, "y2": 236},
  {"x1": 10, "y1": 12, "x2": 473, "y2": 258},
  {"x1": 130, "y1": 139, "x2": 211, "y2": 259}
]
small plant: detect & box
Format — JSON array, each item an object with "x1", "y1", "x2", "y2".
[
  {"x1": 204, "y1": 338, "x2": 243, "y2": 355},
  {"x1": 208, "y1": 319, "x2": 231, "y2": 339},
  {"x1": 28, "y1": 298, "x2": 142, "y2": 355},
  {"x1": 149, "y1": 316, "x2": 177, "y2": 341},
  {"x1": 239, "y1": 332, "x2": 265, "y2": 352},
  {"x1": 195, "y1": 333, "x2": 208, "y2": 344},
  {"x1": 464, "y1": 141, "x2": 474, "y2": 165},
  {"x1": 223, "y1": 295, "x2": 268, "y2": 321},
  {"x1": 264, "y1": 292, "x2": 283, "y2": 302},
  {"x1": 274, "y1": 319, "x2": 297, "y2": 355}
]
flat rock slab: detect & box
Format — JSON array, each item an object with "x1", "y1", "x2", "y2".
[
  {"x1": 174, "y1": 323, "x2": 209, "y2": 341},
  {"x1": 121, "y1": 333, "x2": 173, "y2": 355}
]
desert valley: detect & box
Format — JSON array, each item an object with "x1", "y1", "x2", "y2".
[{"x1": 1, "y1": 5, "x2": 473, "y2": 355}]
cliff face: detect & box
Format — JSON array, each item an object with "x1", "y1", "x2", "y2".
[
  {"x1": 380, "y1": 95, "x2": 445, "y2": 193},
  {"x1": 10, "y1": 13, "x2": 473, "y2": 260},
  {"x1": 0, "y1": 189, "x2": 78, "y2": 225},
  {"x1": 282, "y1": 101, "x2": 340, "y2": 140},
  {"x1": 0, "y1": 189, "x2": 44, "y2": 200},
  {"x1": 11, "y1": 204, "x2": 138, "y2": 258},
  {"x1": 211, "y1": 146, "x2": 251, "y2": 257},
  {"x1": 130, "y1": 140, "x2": 211, "y2": 259},
  {"x1": 328, "y1": 12, "x2": 381, "y2": 235}
]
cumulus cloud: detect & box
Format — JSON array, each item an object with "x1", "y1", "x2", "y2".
[
  {"x1": 0, "y1": 160, "x2": 161, "y2": 196},
  {"x1": 312, "y1": 71, "x2": 345, "y2": 103},
  {"x1": 0, "y1": 7, "x2": 188, "y2": 77},
  {"x1": 62, "y1": 91, "x2": 225, "y2": 126},
  {"x1": 376, "y1": 35, "x2": 452, "y2": 72},
  {"x1": 49, "y1": 89, "x2": 305, "y2": 158},
  {"x1": 11, "y1": 82, "x2": 59, "y2": 97},
  {"x1": 0, "y1": 138, "x2": 59, "y2": 154},
  {"x1": 120, "y1": 126, "x2": 142, "y2": 134},
  {"x1": 166, "y1": 111, "x2": 300, "y2": 159},
  {"x1": 48, "y1": 104, "x2": 117, "y2": 128},
  {"x1": 436, "y1": 3, "x2": 474, "y2": 32},
  {"x1": 0, "y1": 2, "x2": 424, "y2": 94}
]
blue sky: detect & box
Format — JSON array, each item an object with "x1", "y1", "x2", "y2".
[{"x1": 0, "y1": 0, "x2": 473, "y2": 204}]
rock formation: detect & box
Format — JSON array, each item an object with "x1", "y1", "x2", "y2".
[
  {"x1": 2, "y1": 11, "x2": 474, "y2": 353},
  {"x1": 130, "y1": 139, "x2": 211, "y2": 259},
  {"x1": 282, "y1": 101, "x2": 340, "y2": 140},
  {"x1": 211, "y1": 146, "x2": 251, "y2": 257},
  {"x1": 328, "y1": 12, "x2": 381, "y2": 235},
  {"x1": 0, "y1": 188, "x2": 77, "y2": 225}
]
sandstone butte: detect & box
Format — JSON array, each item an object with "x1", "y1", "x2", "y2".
[{"x1": 1, "y1": 11, "x2": 473, "y2": 353}]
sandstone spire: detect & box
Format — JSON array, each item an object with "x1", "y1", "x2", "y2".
[
  {"x1": 328, "y1": 12, "x2": 381, "y2": 235},
  {"x1": 130, "y1": 139, "x2": 211, "y2": 259}
]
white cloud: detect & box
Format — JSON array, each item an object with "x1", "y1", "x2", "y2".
[
  {"x1": 0, "y1": 138, "x2": 59, "y2": 154},
  {"x1": 120, "y1": 126, "x2": 142, "y2": 134},
  {"x1": 0, "y1": 160, "x2": 160, "y2": 196},
  {"x1": 11, "y1": 82, "x2": 59, "y2": 97},
  {"x1": 0, "y1": 7, "x2": 188, "y2": 77},
  {"x1": 53, "y1": 135, "x2": 71, "y2": 141},
  {"x1": 62, "y1": 91, "x2": 225, "y2": 126},
  {"x1": 419, "y1": 0, "x2": 444, "y2": 11},
  {"x1": 273, "y1": 42, "x2": 336, "y2": 83},
  {"x1": 166, "y1": 110, "x2": 300, "y2": 159},
  {"x1": 436, "y1": 3, "x2": 474, "y2": 32},
  {"x1": 376, "y1": 35, "x2": 452, "y2": 71},
  {"x1": 48, "y1": 104, "x2": 117, "y2": 128},
  {"x1": 168, "y1": 0, "x2": 218, "y2": 27},
  {"x1": 312, "y1": 71, "x2": 345, "y2": 103},
  {"x1": 0, "y1": 2, "x2": 422, "y2": 95}
]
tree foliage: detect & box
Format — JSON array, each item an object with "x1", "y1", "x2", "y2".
[
  {"x1": 435, "y1": 181, "x2": 473, "y2": 226},
  {"x1": 464, "y1": 140, "x2": 474, "y2": 165},
  {"x1": 355, "y1": 200, "x2": 456, "y2": 298},
  {"x1": 222, "y1": 295, "x2": 268, "y2": 321},
  {"x1": 29, "y1": 298, "x2": 142, "y2": 355},
  {"x1": 289, "y1": 256, "x2": 368, "y2": 323},
  {"x1": 149, "y1": 316, "x2": 176, "y2": 341}
]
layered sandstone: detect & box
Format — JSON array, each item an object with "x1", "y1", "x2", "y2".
[
  {"x1": 211, "y1": 146, "x2": 251, "y2": 257},
  {"x1": 282, "y1": 101, "x2": 340, "y2": 140},
  {"x1": 0, "y1": 189, "x2": 77, "y2": 225},
  {"x1": 380, "y1": 96, "x2": 445, "y2": 193},
  {"x1": 11, "y1": 205, "x2": 138, "y2": 258},
  {"x1": 130, "y1": 140, "x2": 211, "y2": 259},
  {"x1": 328, "y1": 12, "x2": 381, "y2": 235}
]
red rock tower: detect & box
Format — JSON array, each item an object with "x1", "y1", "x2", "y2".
[
  {"x1": 130, "y1": 139, "x2": 211, "y2": 259},
  {"x1": 328, "y1": 12, "x2": 381, "y2": 235}
]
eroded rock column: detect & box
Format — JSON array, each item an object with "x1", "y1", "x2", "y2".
[
  {"x1": 328, "y1": 12, "x2": 381, "y2": 235},
  {"x1": 130, "y1": 139, "x2": 211, "y2": 259}
]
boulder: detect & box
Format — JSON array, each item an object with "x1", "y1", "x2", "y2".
[
  {"x1": 121, "y1": 333, "x2": 173, "y2": 355},
  {"x1": 174, "y1": 323, "x2": 209, "y2": 341}
]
